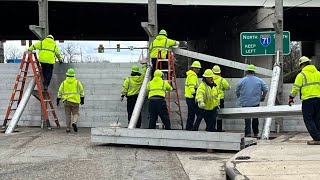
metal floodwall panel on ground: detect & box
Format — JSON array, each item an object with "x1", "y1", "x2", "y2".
[{"x1": 0, "y1": 63, "x2": 306, "y2": 132}]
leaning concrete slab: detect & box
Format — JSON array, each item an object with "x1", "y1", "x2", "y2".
[{"x1": 91, "y1": 128, "x2": 253, "y2": 151}]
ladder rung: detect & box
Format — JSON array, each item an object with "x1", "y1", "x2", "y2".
[
  {"x1": 18, "y1": 79, "x2": 26, "y2": 82},
  {"x1": 16, "y1": 89, "x2": 22, "y2": 91},
  {"x1": 46, "y1": 109, "x2": 55, "y2": 112},
  {"x1": 159, "y1": 70, "x2": 173, "y2": 72},
  {"x1": 157, "y1": 59, "x2": 169, "y2": 62},
  {"x1": 44, "y1": 100, "x2": 51, "y2": 102},
  {"x1": 27, "y1": 75, "x2": 34, "y2": 77},
  {"x1": 11, "y1": 108, "x2": 17, "y2": 111},
  {"x1": 12, "y1": 99, "x2": 20, "y2": 101}
]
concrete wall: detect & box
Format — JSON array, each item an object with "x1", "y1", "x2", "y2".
[{"x1": 0, "y1": 63, "x2": 306, "y2": 132}]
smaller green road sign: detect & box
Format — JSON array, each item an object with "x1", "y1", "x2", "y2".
[{"x1": 240, "y1": 31, "x2": 291, "y2": 56}]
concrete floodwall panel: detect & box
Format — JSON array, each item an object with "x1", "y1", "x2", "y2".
[{"x1": 0, "y1": 63, "x2": 305, "y2": 132}]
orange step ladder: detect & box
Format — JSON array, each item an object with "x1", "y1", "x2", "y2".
[
  {"x1": 2, "y1": 52, "x2": 60, "y2": 129},
  {"x1": 155, "y1": 50, "x2": 183, "y2": 129}
]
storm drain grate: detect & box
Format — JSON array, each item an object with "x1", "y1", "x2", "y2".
[
  {"x1": 235, "y1": 156, "x2": 251, "y2": 160},
  {"x1": 190, "y1": 156, "x2": 220, "y2": 161}
]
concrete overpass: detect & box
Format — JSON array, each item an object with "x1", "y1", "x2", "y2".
[{"x1": 0, "y1": 0, "x2": 320, "y2": 41}]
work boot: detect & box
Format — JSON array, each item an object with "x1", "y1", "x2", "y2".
[
  {"x1": 44, "y1": 84, "x2": 48, "y2": 91},
  {"x1": 72, "y1": 123, "x2": 78, "y2": 132},
  {"x1": 307, "y1": 140, "x2": 320, "y2": 145},
  {"x1": 66, "y1": 128, "x2": 71, "y2": 133}
]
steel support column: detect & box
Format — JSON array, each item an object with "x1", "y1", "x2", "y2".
[{"x1": 29, "y1": 0, "x2": 49, "y2": 40}]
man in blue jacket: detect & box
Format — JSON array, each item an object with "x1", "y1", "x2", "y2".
[{"x1": 235, "y1": 64, "x2": 268, "y2": 137}]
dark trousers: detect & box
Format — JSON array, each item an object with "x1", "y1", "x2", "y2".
[
  {"x1": 185, "y1": 98, "x2": 203, "y2": 130},
  {"x1": 40, "y1": 62, "x2": 54, "y2": 86},
  {"x1": 193, "y1": 107, "x2": 218, "y2": 132},
  {"x1": 127, "y1": 95, "x2": 141, "y2": 128},
  {"x1": 302, "y1": 98, "x2": 320, "y2": 141},
  {"x1": 217, "y1": 99, "x2": 225, "y2": 131},
  {"x1": 244, "y1": 104, "x2": 259, "y2": 136},
  {"x1": 148, "y1": 99, "x2": 171, "y2": 130}
]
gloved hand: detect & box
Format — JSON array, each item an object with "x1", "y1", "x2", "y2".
[
  {"x1": 80, "y1": 97, "x2": 84, "y2": 105},
  {"x1": 176, "y1": 41, "x2": 180, "y2": 46},
  {"x1": 59, "y1": 60, "x2": 63, "y2": 64},
  {"x1": 120, "y1": 95, "x2": 125, "y2": 102},
  {"x1": 260, "y1": 96, "x2": 265, "y2": 102},
  {"x1": 288, "y1": 96, "x2": 294, "y2": 106},
  {"x1": 199, "y1": 101, "x2": 205, "y2": 109},
  {"x1": 56, "y1": 98, "x2": 61, "y2": 106}
]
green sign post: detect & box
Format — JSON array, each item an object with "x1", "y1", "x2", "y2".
[{"x1": 240, "y1": 31, "x2": 290, "y2": 56}]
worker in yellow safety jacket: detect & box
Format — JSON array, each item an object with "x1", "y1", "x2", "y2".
[
  {"x1": 149, "y1": 29, "x2": 179, "y2": 78},
  {"x1": 184, "y1": 61, "x2": 203, "y2": 130},
  {"x1": 288, "y1": 56, "x2": 320, "y2": 145},
  {"x1": 28, "y1": 34, "x2": 63, "y2": 90},
  {"x1": 57, "y1": 68, "x2": 84, "y2": 133},
  {"x1": 121, "y1": 63, "x2": 147, "y2": 128},
  {"x1": 193, "y1": 69, "x2": 220, "y2": 132},
  {"x1": 212, "y1": 65, "x2": 230, "y2": 132},
  {"x1": 147, "y1": 69, "x2": 173, "y2": 130}
]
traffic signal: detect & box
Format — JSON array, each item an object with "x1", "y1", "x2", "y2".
[
  {"x1": 117, "y1": 44, "x2": 120, "y2": 52},
  {"x1": 98, "y1": 44, "x2": 104, "y2": 53}
]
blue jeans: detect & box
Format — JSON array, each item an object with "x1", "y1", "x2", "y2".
[
  {"x1": 302, "y1": 98, "x2": 320, "y2": 141},
  {"x1": 244, "y1": 104, "x2": 259, "y2": 136}
]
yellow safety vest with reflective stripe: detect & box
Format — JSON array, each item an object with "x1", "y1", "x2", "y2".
[
  {"x1": 185, "y1": 70, "x2": 199, "y2": 98},
  {"x1": 57, "y1": 77, "x2": 84, "y2": 104},
  {"x1": 121, "y1": 64, "x2": 147, "y2": 96},
  {"x1": 149, "y1": 35, "x2": 178, "y2": 59},
  {"x1": 147, "y1": 77, "x2": 173, "y2": 98},
  {"x1": 213, "y1": 75, "x2": 230, "y2": 99},
  {"x1": 290, "y1": 65, "x2": 320, "y2": 100},
  {"x1": 28, "y1": 37, "x2": 62, "y2": 64},
  {"x1": 196, "y1": 82, "x2": 220, "y2": 110}
]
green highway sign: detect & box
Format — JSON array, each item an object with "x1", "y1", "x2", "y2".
[{"x1": 240, "y1": 31, "x2": 291, "y2": 56}]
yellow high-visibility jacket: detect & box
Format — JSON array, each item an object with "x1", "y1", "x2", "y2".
[
  {"x1": 213, "y1": 75, "x2": 230, "y2": 99},
  {"x1": 121, "y1": 64, "x2": 147, "y2": 97},
  {"x1": 57, "y1": 77, "x2": 84, "y2": 104},
  {"x1": 147, "y1": 77, "x2": 173, "y2": 98},
  {"x1": 290, "y1": 65, "x2": 320, "y2": 100},
  {"x1": 149, "y1": 35, "x2": 178, "y2": 59},
  {"x1": 185, "y1": 70, "x2": 199, "y2": 98},
  {"x1": 28, "y1": 37, "x2": 62, "y2": 64},
  {"x1": 196, "y1": 82, "x2": 220, "y2": 110}
]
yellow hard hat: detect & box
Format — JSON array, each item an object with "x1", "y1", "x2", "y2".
[
  {"x1": 202, "y1": 69, "x2": 214, "y2": 78},
  {"x1": 159, "y1": 29, "x2": 167, "y2": 36},
  {"x1": 299, "y1": 56, "x2": 311, "y2": 65},
  {"x1": 47, "y1": 34, "x2": 54, "y2": 40},
  {"x1": 212, "y1": 65, "x2": 221, "y2": 74},
  {"x1": 154, "y1": 69, "x2": 163, "y2": 77},
  {"x1": 247, "y1": 64, "x2": 256, "y2": 72},
  {"x1": 190, "y1": 61, "x2": 201, "y2": 68}
]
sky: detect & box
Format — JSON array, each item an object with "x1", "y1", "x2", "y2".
[{"x1": 3, "y1": 40, "x2": 148, "y2": 63}]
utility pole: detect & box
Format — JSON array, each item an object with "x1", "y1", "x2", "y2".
[
  {"x1": 274, "y1": 0, "x2": 284, "y2": 134},
  {"x1": 274, "y1": 0, "x2": 284, "y2": 83},
  {"x1": 261, "y1": 0, "x2": 284, "y2": 140}
]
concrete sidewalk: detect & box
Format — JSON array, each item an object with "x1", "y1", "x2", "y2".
[
  {"x1": 0, "y1": 127, "x2": 237, "y2": 180},
  {"x1": 226, "y1": 133, "x2": 320, "y2": 180}
]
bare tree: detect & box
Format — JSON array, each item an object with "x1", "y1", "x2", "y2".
[
  {"x1": 4, "y1": 45, "x2": 23, "y2": 61},
  {"x1": 59, "y1": 42, "x2": 80, "y2": 63},
  {"x1": 283, "y1": 41, "x2": 301, "y2": 74},
  {"x1": 84, "y1": 55, "x2": 101, "y2": 63}
]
